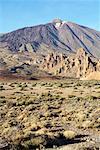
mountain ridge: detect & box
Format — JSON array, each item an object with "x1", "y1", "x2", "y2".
[
  {"x1": 0, "y1": 19, "x2": 100, "y2": 58},
  {"x1": 0, "y1": 19, "x2": 100, "y2": 80}
]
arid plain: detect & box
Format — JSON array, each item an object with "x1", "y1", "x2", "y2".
[{"x1": 0, "y1": 77, "x2": 100, "y2": 150}]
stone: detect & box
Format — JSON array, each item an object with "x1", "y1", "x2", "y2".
[{"x1": 40, "y1": 48, "x2": 100, "y2": 79}]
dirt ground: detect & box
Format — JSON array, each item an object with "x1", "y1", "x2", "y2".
[{"x1": 0, "y1": 78, "x2": 100, "y2": 150}]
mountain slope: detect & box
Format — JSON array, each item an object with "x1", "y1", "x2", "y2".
[{"x1": 0, "y1": 19, "x2": 100, "y2": 58}]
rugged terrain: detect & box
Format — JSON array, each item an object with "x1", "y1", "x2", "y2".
[
  {"x1": 0, "y1": 47, "x2": 100, "y2": 80},
  {"x1": 0, "y1": 19, "x2": 100, "y2": 150},
  {"x1": 0, "y1": 78, "x2": 100, "y2": 149},
  {"x1": 0, "y1": 19, "x2": 100, "y2": 80},
  {"x1": 41, "y1": 48, "x2": 100, "y2": 79}
]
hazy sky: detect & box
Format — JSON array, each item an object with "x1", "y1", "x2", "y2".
[{"x1": 0, "y1": 0, "x2": 100, "y2": 33}]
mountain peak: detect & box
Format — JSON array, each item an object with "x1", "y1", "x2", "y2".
[
  {"x1": 0, "y1": 19, "x2": 100, "y2": 58},
  {"x1": 52, "y1": 18, "x2": 67, "y2": 29},
  {"x1": 52, "y1": 18, "x2": 63, "y2": 24}
]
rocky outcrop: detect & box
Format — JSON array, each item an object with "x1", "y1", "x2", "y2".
[
  {"x1": 96, "y1": 60, "x2": 100, "y2": 72},
  {"x1": 81, "y1": 71, "x2": 100, "y2": 80},
  {"x1": 75, "y1": 48, "x2": 96, "y2": 78},
  {"x1": 41, "y1": 48, "x2": 99, "y2": 78}
]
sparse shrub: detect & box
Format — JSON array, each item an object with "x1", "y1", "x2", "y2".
[
  {"x1": 0, "y1": 96, "x2": 5, "y2": 99},
  {"x1": 81, "y1": 120, "x2": 93, "y2": 128},
  {"x1": 86, "y1": 95, "x2": 98, "y2": 101},
  {"x1": 63, "y1": 130, "x2": 76, "y2": 139},
  {"x1": 75, "y1": 82, "x2": 81, "y2": 86},
  {"x1": 0, "y1": 85, "x2": 5, "y2": 90},
  {"x1": 68, "y1": 95, "x2": 76, "y2": 98},
  {"x1": 21, "y1": 135, "x2": 46, "y2": 149},
  {"x1": 0, "y1": 99, "x2": 6, "y2": 106},
  {"x1": 32, "y1": 83, "x2": 37, "y2": 87}
]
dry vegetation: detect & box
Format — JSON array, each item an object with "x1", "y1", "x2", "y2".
[{"x1": 0, "y1": 78, "x2": 100, "y2": 150}]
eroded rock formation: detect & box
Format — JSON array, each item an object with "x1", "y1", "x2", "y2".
[{"x1": 41, "y1": 48, "x2": 99, "y2": 78}]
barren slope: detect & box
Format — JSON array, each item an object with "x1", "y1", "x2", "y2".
[{"x1": 0, "y1": 19, "x2": 100, "y2": 58}]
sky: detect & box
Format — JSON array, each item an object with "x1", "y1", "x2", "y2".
[{"x1": 0, "y1": 0, "x2": 100, "y2": 33}]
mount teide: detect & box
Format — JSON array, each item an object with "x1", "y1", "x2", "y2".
[
  {"x1": 0, "y1": 19, "x2": 100, "y2": 79},
  {"x1": 0, "y1": 19, "x2": 100, "y2": 58}
]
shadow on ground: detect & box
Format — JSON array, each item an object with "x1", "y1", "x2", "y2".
[{"x1": 45, "y1": 134, "x2": 87, "y2": 148}]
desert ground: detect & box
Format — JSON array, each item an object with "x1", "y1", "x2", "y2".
[{"x1": 0, "y1": 77, "x2": 100, "y2": 150}]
